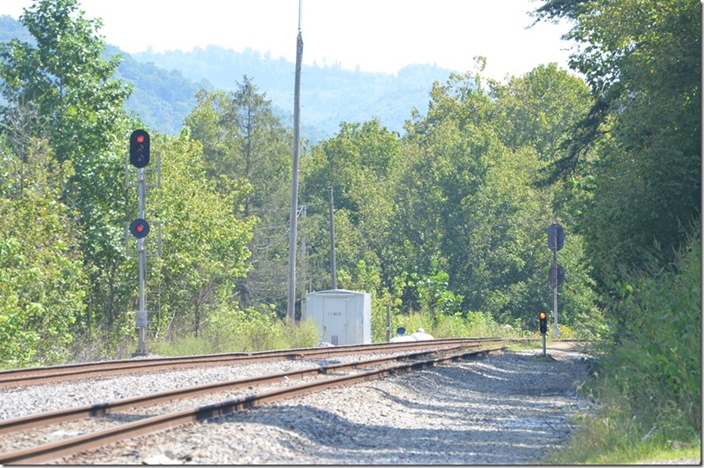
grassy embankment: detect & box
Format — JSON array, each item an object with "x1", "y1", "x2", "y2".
[{"x1": 546, "y1": 234, "x2": 701, "y2": 464}]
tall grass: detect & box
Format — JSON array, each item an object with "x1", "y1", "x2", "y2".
[
  {"x1": 548, "y1": 232, "x2": 701, "y2": 464},
  {"x1": 151, "y1": 301, "x2": 535, "y2": 358},
  {"x1": 372, "y1": 306, "x2": 534, "y2": 342},
  {"x1": 149, "y1": 308, "x2": 320, "y2": 356}
]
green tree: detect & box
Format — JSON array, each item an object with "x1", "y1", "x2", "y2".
[
  {"x1": 0, "y1": 0, "x2": 132, "y2": 163},
  {"x1": 147, "y1": 130, "x2": 254, "y2": 338},
  {"x1": 0, "y1": 0, "x2": 136, "y2": 338},
  {"x1": 398, "y1": 69, "x2": 601, "y2": 332},
  {"x1": 533, "y1": 0, "x2": 701, "y2": 283},
  {"x1": 300, "y1": 119, "x2": 402, "y2": 295},
  {"x1": 492, "y1": 63, "x2": 592, "y2": 162},
  {"x1": 0, "y1": 137, "x2": 86, "y2": 367},
  {"x1": 185, "y1": 77, "x2": 292, "y2": 312}
]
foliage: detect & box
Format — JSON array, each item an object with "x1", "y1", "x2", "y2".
[
  {"x1": 147, "y1": 130, "x2": 254, "y2": 339},
  {"x1": 300, "y1": 119, "x2": 402, "y2": 295},
  {"x1": 608, "y1": 232, "x2": 701, "y2": 435},
  {"x1": 185, "y1": 79, "x2": 292, "y2": 313},
  {"x1": 150, "y1": 308, "x2": 319, "y2": 356},
  {"x1": 535, "y1": 0, "x2": 701, "y2": 286},
  {"x1": 398, "y1": 69, "x2": 600, "y2": 331},
  {"x1": 0, "y1": 137, "x2": 86, "y2": 368},
  {"x1": 526, "y1": 1, "x2": 703, "y2": 461},
  {"x1": 548, "y1": 232, "x2": 701, "y2": 463},
  {"x1": 0, "y1": 0, "x2": 133, "y2": 164},
  {"x1": 376, "y1": 310, "x2": 528, "y2": 344},
  {"x1": 492, "y1": 63, "x2": 592, "y2": 162},
  {"x1": 0, "y1": 0, "x2": 136, "y2": 341}
]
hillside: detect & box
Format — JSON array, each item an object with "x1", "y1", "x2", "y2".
[
  {"x1": 132, "y1": 46, "x2": 455, "y2": 141},
  {"x1": 0, "y1": 15, "x2": 456, "y2": 142}
]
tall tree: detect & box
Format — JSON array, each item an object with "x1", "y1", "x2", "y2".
[
  {"x1": 533, "y1": 0, "x2": 701, "y2": 283},
  {"x1": 0, "y1": 0, "x2": 135, "y2": 336},
  {"x1": 397, "y1": 70, "x2": 601, "y2": 331},
  {"x1": 300, "y1": 119, "x2": 402, "y2": 294},
  {"x1": 492, "y1": 63, "x2": 592, "y2": 162},
  {"x1": 0, "y1": 0, "x2": 132, "y2": 163},
  {"x1": 185, "y1": 77, "x2": 292, "y2": 312},
  {"x1": 147, "y1": 130, "x2": 253, "y2": 338},
  {"x1": 0, "y1": 136, "x2": 86, "y2": 367}
]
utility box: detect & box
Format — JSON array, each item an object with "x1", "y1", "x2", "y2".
[{"x1": 304, "y1": 289, "x2": 371, "y2": 345}]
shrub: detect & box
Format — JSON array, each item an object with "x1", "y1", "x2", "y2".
[{"x1": 550, "y1": 231, "x2": 701, "y2": 463}]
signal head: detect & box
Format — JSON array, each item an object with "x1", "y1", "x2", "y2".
[
  {"x1": 129, "y1": 218, "x2": 150, "y2": 239},
  {"x1": 129, "y1": 129, "x2": 150, "y2": 168},
  {"x1": 539, "y1": 311, "x2": 548, "y2": 334}
]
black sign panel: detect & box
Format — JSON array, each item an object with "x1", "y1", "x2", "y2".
[{"x1": 547, "y1": 223, "x2": 565, "y2": 251}]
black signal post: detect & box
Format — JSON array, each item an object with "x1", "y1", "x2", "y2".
[
  {"x1": 125, "y1": 129, "x2": 161, "y2": 357},
  {"x1": 539, "y1": 311, "x2": 548, "y2": 334}
]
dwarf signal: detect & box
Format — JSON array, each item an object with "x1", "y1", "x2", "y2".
[{"x1": 539, "y1": 311, "x2": 548, "y2": 335}]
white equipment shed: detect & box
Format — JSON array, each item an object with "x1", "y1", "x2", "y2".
[{"x1": 304, "y1": 289, "x2": 371, "y2": 345}]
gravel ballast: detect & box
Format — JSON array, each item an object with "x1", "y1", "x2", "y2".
[{"x1": 43, "y1": 344, "x2": 593, "y2": 465}]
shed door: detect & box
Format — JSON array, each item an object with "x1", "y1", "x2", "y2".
[{"x1": 323, "y1": 296, "x2": 347, "y2": 345}]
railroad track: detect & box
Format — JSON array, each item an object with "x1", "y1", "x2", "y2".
[
  {"x1": 0, "y1": 337, "x2": 505, "y2": 388},
  {"x1": 0, "y1": 342, "x2": 505, "y2": 465}
]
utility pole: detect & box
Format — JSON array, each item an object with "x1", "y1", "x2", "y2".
[
  {"x1": 287, "y1": 1, "x2": 303, "y2": 323},
  {"x1": 328, "y1": 186, "x2": 337, "y2": 290}
]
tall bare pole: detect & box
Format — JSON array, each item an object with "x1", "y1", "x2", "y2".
[
  {"x1": 287, "y1": 1, "x2": 303, "y2": 322},
  {"x1": 134, "y1": 167, "x2": 148, "y2": 355},
  {"x1": 328, "y1": 186, "x2": 337, "y2": 290}
]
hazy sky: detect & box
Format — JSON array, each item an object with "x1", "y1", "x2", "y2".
[{"x1": 0, "y1": 0, "x2": 576, "y2": 80}]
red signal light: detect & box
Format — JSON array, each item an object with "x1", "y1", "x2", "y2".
[
  {"x1": 129, "y1": 218, "x2": 150, "y2": 239},
  {"x1": 539, "y1": 312, "x2": 547, "y2": 320},
  {"x1": 129, "y1": 130, "x2": 150, "y2": 168}
]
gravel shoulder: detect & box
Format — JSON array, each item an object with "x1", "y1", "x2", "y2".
[{"x1": 56, "y1": 343, "x2": 594, "y2": 465}]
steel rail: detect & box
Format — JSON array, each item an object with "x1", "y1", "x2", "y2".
[
  {"x1": 0, "y1": 345, "x2": 467, "y2": 435},
  {"x1": 0, "y1": 346, "x2": 504, "y2": 465},
  {"x1": 0, "y1": 338, "x2": 505, "y2": 388}
]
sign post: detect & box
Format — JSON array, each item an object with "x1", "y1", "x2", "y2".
[{"x1": 547, "y1": 222, "x2": 565, "y2": 339}]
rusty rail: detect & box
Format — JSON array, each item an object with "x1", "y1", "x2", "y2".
[
  {"x1": 0, "y1": 346, "x2": 504, "y2": 465},
  {"x1": 0, "y1": 338, "x2": 505, "y2": 388}
]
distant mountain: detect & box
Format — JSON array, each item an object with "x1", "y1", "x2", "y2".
[
  {"x1": 0, "y1": 15, "x2": 33, "y2": 43},
  {"x1": 0, "y1": 15, "x2": 457, "y2": 143},
  {"x1": 135, "y1": 45, "x2": 456, "y2": 141},
  {"x1": 107, "y1": 44, "x2": 213, "y2": 136}
]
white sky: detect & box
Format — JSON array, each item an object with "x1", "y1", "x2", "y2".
[{"x1": 0, "y1": 0, "x2": 576, "y2": 80}]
